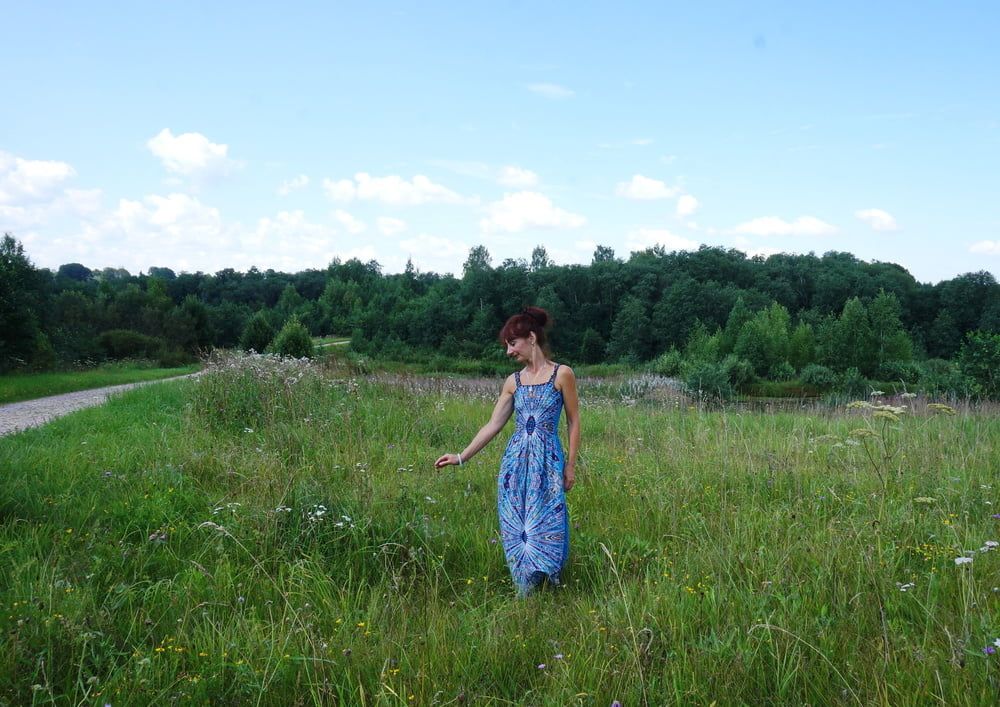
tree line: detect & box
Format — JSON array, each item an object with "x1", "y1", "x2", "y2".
[{"x1": 2, "y1": 234, "x2": 998, "y2": 396}]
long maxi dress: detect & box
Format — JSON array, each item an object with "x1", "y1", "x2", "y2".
[{"x1": 497, "y1": 363, "x2": 570, "y2": 596}]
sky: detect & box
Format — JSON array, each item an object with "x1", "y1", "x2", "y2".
[{"x1": 2, "y1": 1, "x2": 998, "y2": 284}]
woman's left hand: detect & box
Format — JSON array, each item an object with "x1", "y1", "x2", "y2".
[
  {"x1": 563, "y1": 467, "x2": 575, "y2": 492},
  {"x1": 434, "y1": 454, "x2": 459, "y2": 469}
]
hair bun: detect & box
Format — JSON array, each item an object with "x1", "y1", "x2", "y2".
[{"x1": 522, "y1": 306, "x2": 549, "y2": 328}]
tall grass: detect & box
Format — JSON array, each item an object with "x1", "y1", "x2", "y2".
[{"x1": 0, "y1": 352, "x2": 997, "y2": 704}]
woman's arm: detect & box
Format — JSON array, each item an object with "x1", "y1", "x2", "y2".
[
  {"x1": 557, "y1": 366, "x2": 580, "y2": 491},
  {"x1": 434, "y1": 375, "x2": 516, "y2": 468}
]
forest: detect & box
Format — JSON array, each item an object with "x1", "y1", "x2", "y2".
[{"x1": 2, "y1": 234, "x2": 999, "y2": 398}]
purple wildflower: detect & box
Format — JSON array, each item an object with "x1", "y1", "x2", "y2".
[
  {"x1": 993, "y1": 513, "x2": 1000, "y2": 520},
  {"x1": 537, "y1": 663, "x2": 546, "y2": 670},
  {"x1": 984, "y1": 645, "x2": 997, "y2": 655},
  {"x1": 611, "y1": 702, "x2": 623, "y2": 707}
]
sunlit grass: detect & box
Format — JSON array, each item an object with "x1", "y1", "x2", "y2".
[{"x1": 0, "y1": 354, "x2": 997, "y2": 704}]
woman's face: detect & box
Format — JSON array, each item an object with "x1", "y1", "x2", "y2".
[{"x1": 505, "y1": 335, "x2": 534, "y2": 363}]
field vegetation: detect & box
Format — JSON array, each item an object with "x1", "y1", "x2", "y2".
[
  {"x1": 0, "y1": 361, "x2": 198, "y2": 405},
  {"x1": 1, "y1": 353, "x2": 998, "y2": 704}
]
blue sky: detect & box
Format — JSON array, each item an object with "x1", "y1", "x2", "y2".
[{"x1": 2, "y1": 1, "x2": 998, "y2": 283}]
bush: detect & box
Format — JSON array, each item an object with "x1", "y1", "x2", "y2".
[
  {"x1": 648, "y1": 348, "x2": 683, "y2": 377},
  {"x1": 240, "y1": 312, "x2": 275, "y2": 353},
  {"x1": 682, "y1": 360, "x2": 733, "y2": 401},
  {"x1": 722, "y1": 355, "x2": 756, "y2": 390},
  {"x1": 98, "y1": 329, "x2": 165, "y2": 359},
  {"x1": 837, "y1": 366, "x2": 869, "y2": 397},
  {"x1": 919, "y1": 358, "x2": 970, "y2": 397},
  {"x1": 768, "y1": 360, "x2": 796, "y2": 381},
  {"x1": 957, "y1": 330, "x2": 1000, "y2": 399},
  {"x1": 800, "y1": 364, "x2": 837, "y2": 389},
  {"x1": 268, "y1": 316, "x2": 314, "y2": 359},
  {"x1": 876, "y1": 360, "x2": 921, "y2": 384}
]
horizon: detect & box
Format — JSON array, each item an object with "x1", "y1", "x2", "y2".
[{"x1": 2, "y1": 1, "x2": 998, "y2": 285}]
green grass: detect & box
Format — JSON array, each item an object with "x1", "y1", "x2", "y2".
[
  {"x1": 0, "y1": 355, "x2": 997, "y2": 705},
  {"x1": 0, "y1": 363, "x2": 199, "y2": 404}
]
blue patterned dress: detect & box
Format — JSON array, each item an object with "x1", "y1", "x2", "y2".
[{"x1": 498, "y1": 363, "x2": 570, "y2": 595}]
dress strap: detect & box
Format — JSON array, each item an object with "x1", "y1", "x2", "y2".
[
  {"x1": 514, "y1": 371, "x2": 521, "y2": 387},
  {"x1": 548, "y1": 363, "x2": 560, "y2": 384}
]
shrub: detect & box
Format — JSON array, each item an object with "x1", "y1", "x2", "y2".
[
  {"x1": 269, "y1": 316, "x2": 314, "y2": 359},
  {"x1": 800, "y1": 364, "x2": 837, "y2": 389},
  {"x1": 768, "y1": 360, "x2": 796, "y2": 381},
  {"x1": 98, "y1": 329, "x2": 165, "y2": 359},
  {"x1": 682, "y1": 360, "x2": 733, "y2": 400},
  {"x1": 918, "y1": 359, "x2": 970, "y2": 397},
  {"x1": 722, "y1": 355, "x2": 756, "y2": 390},
  {"x1": 876, "y1": 360, "x2": 921, "y2": 384},
  {"x1": 837, "y1": 366, "x2": 868, "y2": 397},
  {"x1": 648, "y1": 348, "x2": 683, "y2": 377},
  {"x1": 957, "y1": 330, "x2": 1000, "y2": 399},
  {"x1": 240, "y1": 312, "x2": 275, "y2": 353}
]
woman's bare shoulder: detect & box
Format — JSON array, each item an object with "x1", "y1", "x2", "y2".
[{"x1": 554, "y1": 364, "x2": 576, "y2": 389}]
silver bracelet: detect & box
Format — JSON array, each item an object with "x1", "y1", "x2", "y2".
[{"x1": 457, "y1": 452, "x2": 463, "y2": 466}]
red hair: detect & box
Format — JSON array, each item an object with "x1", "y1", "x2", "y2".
[{"x1": 499, "y1": 306, "x2": 552, "y2": 353}]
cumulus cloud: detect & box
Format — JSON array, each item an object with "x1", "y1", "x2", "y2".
[
  {"x1": 322, "y1": 173, "x2": 466, "y2": 205},
  {"x1": 377, "y1": 216, "x2": 407, "y2": 236},
  {"x1": 527, "y1": 83, "x2": 574, "y2": 99},
  {"x1": 498, "y1": 166, "x2": 539, "y2": 188},
  {"x1": 676, "y1": 194, "x2": 699, "y2": 217},
  {"x1": 333, "y1": 209, "x2": 366, "y2": 234},
  {"x1": 277, "y1": 175, "x2": 310, "y2": 196},
  {"x1": 0, "y1": 150, "x2": 76, "y2": 204},
  {"x1": 732, "y1": 236, "x2": 785, "y2": 259},
  {"x1": 855, "y1": 208, "x2": 898, "y2": 231},
  {"x1": 480, "y1": 191, "x2": 586, "y2": 233},
  {"x1": 146, "y1": 128, "x2": 237, "y2": 177},
  {"x1": 626, "y1": 228, "x2": 699, "y2": 253},
  {"x1": 615, "y1": 175, "x2": 679, "y2": 200},
  {"x1": 730, "y1": 216, "x2": 837, "y2": 237},
  {"x1": 969, "y1": 240, "x2": 1000, "y2": 255},
  {"x1": 399, "y1": 233, "x2": 469, "y2": 274}
]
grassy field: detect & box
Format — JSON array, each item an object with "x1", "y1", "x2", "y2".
[
  {"x1": 0, "y1": 353, "x2": 997, "y2": 705},
  {"x1": 0, "y1": 362, "x2": 199, "y2": 405}
]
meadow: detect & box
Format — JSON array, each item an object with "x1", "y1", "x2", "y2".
[
  {"x1": 0, "y1": 362, "x2": 199, "y2": 405},
  {"x1": 0, "y1": 353, "x2": 997, "y2": 705}
]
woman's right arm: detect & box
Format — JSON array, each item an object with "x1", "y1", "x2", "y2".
[{"x1": 434, "y1": 375, "x2": 516, "y2": 468}]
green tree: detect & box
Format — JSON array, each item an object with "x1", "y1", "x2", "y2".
[
  {"x1": 0, "y1": 234, "x2": 48, "y2": 371},
  {"x1": 733, "y1": 302, "x2": 791, "y2": 377},
  {"x1": 957, "y1": 331, "x2": 1000, "y2": 399},
  {"x1": 240, "y1": 311, "x2": 276, "y2": 352},
  {"x1": 606, "y1": 296, "x2": 651, "y2": 362},
  {"x1": 269, "y1": 315, "x2": 314, "y2": 358},
  {"x1": 787, "y1": 322, "x2": 816, "y2": 371}
]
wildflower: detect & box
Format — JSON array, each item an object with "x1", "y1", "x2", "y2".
[
  {"x1": 981, "y1": 541, "x2": 998, "y2": 552},
  {"x1": 611, "y1": 702, "x2": 623, "y2": 707},
  {"x1": 985, "y1": 645, "x2": 996, "y2": 656},
  {"x1": 897, "y1": 582, "x2": 915, "y2": 592},
  {"x1": 992, "y1": 514, "x2": 1000, "y2": 520},
  {"x1": 913, "y1": 497, "x2": 936, "y2": 505},
  {"x1": 554, "y1": 653, "x2": 564, "y2": 660},
  {"x1": 954, "y1": 556, "x2": 973, "y2": 566},
  {"x1": 537, "y1": 663, "x2": 546, "y2": 670}
]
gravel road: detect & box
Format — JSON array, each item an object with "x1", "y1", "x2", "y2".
[{"x1": 0, "y1": 376, "x2": 193, "y2": 437}]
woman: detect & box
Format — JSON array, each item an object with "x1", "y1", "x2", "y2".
[{"x1": 435, "y1": 307, "x2": 580, "y2": 596}]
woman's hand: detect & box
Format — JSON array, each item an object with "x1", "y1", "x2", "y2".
[
  {"x1": 563, "y1": 466, "x2": 575, "y2": 492},
  {"x1": 434, "y1": 454, "x2": 459, "y2": 469}
]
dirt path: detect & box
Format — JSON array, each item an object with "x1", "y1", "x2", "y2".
[{"x1": 0, "y1": 375, "x2": 195, "y2": 438}]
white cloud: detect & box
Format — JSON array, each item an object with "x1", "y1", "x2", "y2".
[
  {"x1": 146, "y1": 128, "x2": 237, "y2": 177},
  {"x1": 333, "y1": 209, "x2": 366, "y2": 234},
  {"x1": 527, "y1": 83, "x2": 574, "y2": 99},
  {"x1": 323, "y1": 173, "x2": 466, "y2": 205},
  {"x1": 676, "y1": 194, "x2": 699, "y2": 217},
  {"x1": 277, "y1": 175, "x2": 309, "y2": 196},
  {"x1": 480, "y1": 191, "x2": 586, "y2": 233},
  {"x1": 732, "y1": 236, "x2": 784, "y2": 259},
  {"x1": 399, "y1": 233, "x2": 469, "y2": 274},
  {"x1": 626, "y1": 228, "x2": 699, "y2": 253},
  {"x1": 615, "y1": 174, "x2": 679, "y2": 200},
  {"x1": 322, "y1": 178, "x2": 356, "y2": 202},
  {"x1": 0, "y1": 150, "x2": 76, "y2": 204},
  {"x1": 730, "y1": 216, "x2": 837, "y2": 237},
  {"x1": 631, "y1": 138, "x2": 653, "y2": 146},
  {"x1": 855, "y1": 208, "x2": 898, "y2": 231},
  {"x1": 498, "y1": 166, "x2": 539, "y2": 188},
  {"x1": 969, "y1": 240, "x2": 1000, "y2": 255},
  {"x1": 377, "y1": 216, "x2": 407, "y2": 236}
]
